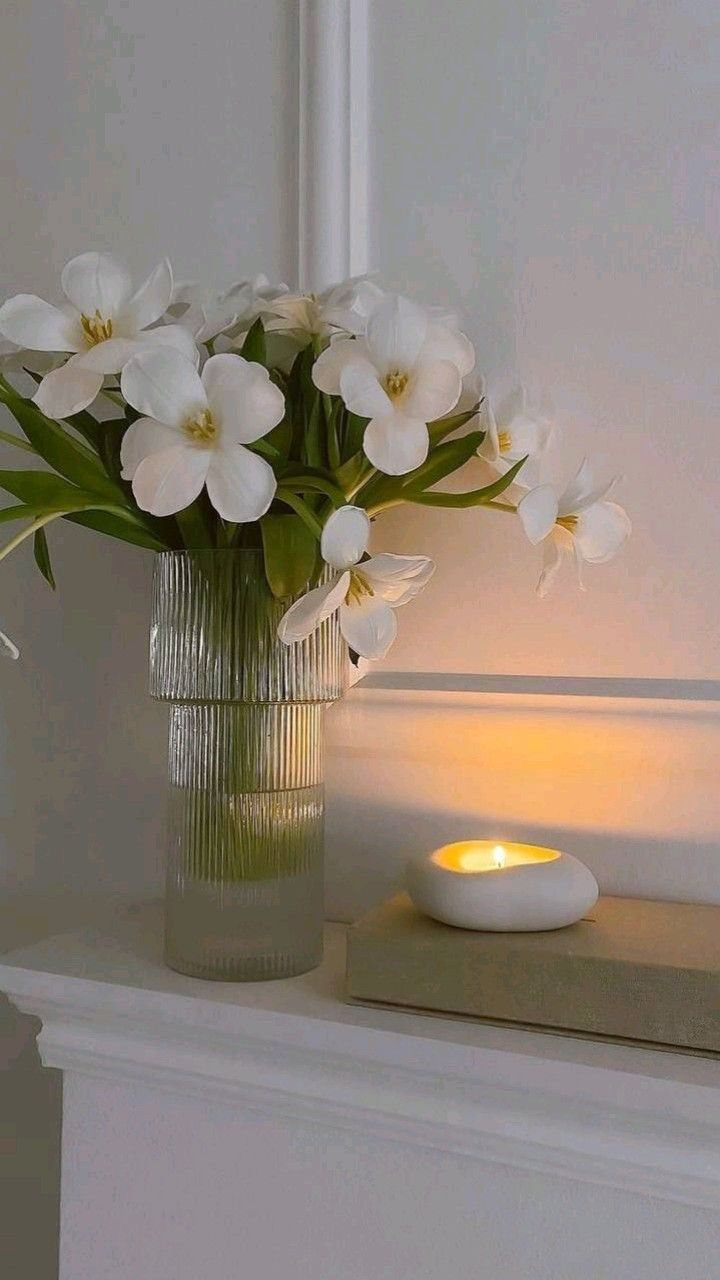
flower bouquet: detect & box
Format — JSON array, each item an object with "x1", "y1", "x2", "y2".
[{"x1": 0, "y1": 254, "x2": 630, "y2": 978}]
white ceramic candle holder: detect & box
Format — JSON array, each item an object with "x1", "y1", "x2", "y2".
[{"x1": 407, "y1": 840, "x2": 599, "y2": 932}]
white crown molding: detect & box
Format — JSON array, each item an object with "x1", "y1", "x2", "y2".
[
  {"x1": 1, "y1": 913, "x2": 719, "y2": 1211},
  {"x1": 298, "y1": 0, "x2": 370, "y2": 290}
]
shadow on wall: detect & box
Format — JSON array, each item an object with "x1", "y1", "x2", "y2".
[
  {"x1": 324, "y1": 797, "x2": 720, "y2": 922},
  {"x1": 0, "y1": 997, "x2": 60, "y2": 1280},
  {"x1": 324, "y1": 687, "x2": 720, "y2": 921}
]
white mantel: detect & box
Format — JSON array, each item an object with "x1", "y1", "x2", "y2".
[{"x1": 2, "y1": 903, "x2": 719, "y2": 1280}]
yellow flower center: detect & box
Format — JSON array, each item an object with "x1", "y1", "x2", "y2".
[
  {"x1": 384, "y1": 369, "x2": 409, "y2": 400},
  {"x1": 556, "y1": 514, "x2": 578, "y2": 532},
  {"x1": 81, "y1": 311, "x2": 113, "y2": 345},
  {"x1": 497, "y1": 430, "x2": 512, "y2": 454},
  {"x1": 345, "y1": 569, "x2": 375, "y2": 606},
  {"x1": 184, "y1": 409, "x2": 217, "y2": 444}
]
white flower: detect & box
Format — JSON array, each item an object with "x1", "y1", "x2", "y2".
[
  {"x1": 518, "y1": 460, "x2": 631, "y2": 596},
  {"x1": 119, "y1": 348, "x2": 284, "y2": 521},
  {"x1": 0, "y1": 253, "x2": 198, "y2": 419},
  {"x1": 176, "y1": 275, "x2": 290, "y2": 344},
  {"x1": 0, "y1": 628, "x2": 19, "y2": 660},
  {"x1": 312, "y1": 295, "x2": 471, "y2": 475},
  {"x1": 277, "y1": 504, "x2": 434, "y2": 659},
  {"x1": 262, "y1": 276, "x2": 384, "y2": 342},
  {"x1": 478, "y1": 384, "x2": 552, "y2": 486}
]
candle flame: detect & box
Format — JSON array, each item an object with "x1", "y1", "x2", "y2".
[{"x1": 492, "y1": 844, "x2": 507, "y2": 869}]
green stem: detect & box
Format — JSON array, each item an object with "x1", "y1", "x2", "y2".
[
  {"x1": 0, "y1": 511, "x2": 68, "y2": 565},
  {"x1": 275, "y1": 488, "x2": 323, "y2": 537}
]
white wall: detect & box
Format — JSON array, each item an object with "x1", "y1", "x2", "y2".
[
  {"x1": 0, "y1": 6, "x2": 297, "y2": 1276},
  {"x1": 369, "y1": 0, "x2": 720, "y2": 682},
  {"x1": 0, "y1": 0, "x2": 298, "y2": 899},
  {"x1": 324, "y1": 0, "x2": 720, "y2": 920}
]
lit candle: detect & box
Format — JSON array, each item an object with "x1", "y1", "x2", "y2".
[{"x1": 407, "y1": 840, "x2": 598, "y2": 931}]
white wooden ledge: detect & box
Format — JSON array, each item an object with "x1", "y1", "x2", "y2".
[{"x1": 1, "y1": 903, "x2": 718, "y2": 1210}]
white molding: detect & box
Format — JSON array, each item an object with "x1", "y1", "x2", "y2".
[
  {"x1": 2, "y1": 917, "x2": 719, "y2": 1211},
  {"x1": 298, "y1": 0, "x2": 370, "y2": 290}
]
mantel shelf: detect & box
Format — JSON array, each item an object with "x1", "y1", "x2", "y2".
[{"x1": 1, "y1": 902, "x2": 719, "y2": 1210}]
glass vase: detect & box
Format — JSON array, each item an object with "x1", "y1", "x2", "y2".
[{"x1": 150, "y1": 550, "x2": 348, "y2": 981}]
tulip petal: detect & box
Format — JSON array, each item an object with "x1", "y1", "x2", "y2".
[
  {"x1": 121, "y1": 348, "x2": 207, "y2": 428},
  {"x1": 205, "y1": 445, "x2": 276, "y2": 522},
  {"x1": 537, "y1": 535, "x2": 563, "y2": 597},
  {"x1": 504, "y1": 415, "x2": 551, "y2": 461},
  {"x1": 120, "y1": 416, "x2": 183, "y2": 480},
  {"x1": 339, "y1": 358, "x2": 392, "y2": 418},
  {"x1": 422, "y1": 323, "x2": 475, "y2": 377},
  {"x1": 277, "y1": 572, "x2": 350, "y2": 645},
  {"x1": 363, "y1": 412, "x2": 429, "y2": 475},
  {"x1": 61, "y1": 252, "x2": 133, "y2": 318},
  {"x1": 0, "y1": 629, "x2": 19, "y2": 660},
  {"x1": 74, "y1": 337, "x2": 146, "y2": 374},
  {"x1": 202, "y1": 354, "x2": 284, "y2": 443},
  {"x1": 403, "y1": 358, "x2": 461, "y2": 421},
  {"x1": 477, "y1": 397, "x2": 500, "y2": 463},
  {"x1": 362, "y1": 553, "x2": 435, "y2": 605},
  {"x1": 139, "y1": 324, "x2": 200, "y2": 364},
  {"x1": 518, "y1": 485, "x2": 559, "y2": 545},
  {"x1": 121, "y1": 259, "x2": 174, "y2": 331},
  {"x1": 339, "y1": 597, "x2": 397, "y2": 660},
  {"x1": 312, "y1": 337, "x2": 364, "y2": 394},
  {"x1": 557, "y1": 458, "x2": 594, "y2": 515},
  {"x1": 320, "y1": 505, "x2": 370, "y2": 570},
  {"x1": 366, "y1": 295, "x2": 427, "y2": 372},
  {"x1": 573, "y1": 501, "x2": 631, "y2": 564},
  {"x1": 0, "y1": 295, "x2": 83, "y2": 353},
  {"x1": 132, "y1": 444, "x2": 210, "y2": 517},
  {"x1": 32, "y1": 358, "x2": 104, "y2": 418}
]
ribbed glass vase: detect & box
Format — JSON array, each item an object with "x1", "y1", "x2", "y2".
[{"x1": 150, "y1": 550, "x2": 348, "y2": 981}]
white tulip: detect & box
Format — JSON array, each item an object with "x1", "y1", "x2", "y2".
[
  {"x1": 176, "y1": 275, "x2": 290, "y2": 344},
  {"x1": 0, "y1": 628, "x2": 19, "y2": 660},
  {"x1": 312, "y1": 294, "x2": 470, "y2": 475},
  {"x1": 0, "y1": 253, "x2": 197, "y2": 419},
  {"x1": 119, "y1": 348, "x2": 284, "y2": 521},
  {"x1": 478, "y1": 384, "x2": 552, "y2": 486},
  {"x1": 518, "y1": 460, "x2": 631, "y2": 596},
  {"x1": 262, "y1": 276, "x2": 385, "y2": 342},
  {"x1": 278, "y1": 504, "x2": 434, "y2": 660}
]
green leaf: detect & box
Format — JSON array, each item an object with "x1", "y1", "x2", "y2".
[
  {"x1": 66, "y1": 408, "x2": 105, "y2": 451},
  {"x1": 64, "y1": 510, "x2": 171, "y2": 551},
  {"x1": 0, "y1": 471, "x2": 168, "y2": 551},
  {"x1": 275, "y1": 488, "x2": 323, "y2": 537},
  {"x1": 323, "y1": 395, "x2": 341, "y2": 469},
  {"x1": 334, "y1": 449, "x2": 370, "y2": 497},
  {"x1": 402, "y1": 431, "x2": 485, "y2": 494},
  {"x1": 242, "y1": 317, "x2": 268, "y2": 366},
  {"x1": 279, "y1": 468, "x2": 345, "y2": 506},
  {"x1": 427, "y1": 402, "x2": 482, "y2": 447},
  {"x1": 0, "y1": 376, "x2": 123, "y2": 501},
  {"x1": 0, "y1": 469, "x2": 106, "y2": 510},
  {"x1": 265, "y1": 414, "x2": 293, "y2": 461},
  {"x1": 175, "y1": 499, "x2": 215, "y2": 549},
  {"x1": 407, "y1": 456, "x2": 527, "y2": 508},
  {"x1": 33, "y1": 526, "x2": 56, "y2": 589},
  {"x1": 342, "y1": 413, "x2": 368, "y2": 459},
  {"x1": 260, "y1": 513, "x2": 318, "y2": 598},
  {"x1": 0, "y1": 503, "x2": 36, "y2": 524},
  {"x1": 304, "y1": 396, "x2": 325, "y2": 469},
  {"x1": 0, "y1": 429, "x2": 38, "y2": 455}
]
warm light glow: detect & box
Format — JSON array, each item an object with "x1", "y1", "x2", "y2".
[
  {"x1": 431, "y1": 840, "x2": 562, "y2": 873},
  {"x1": 492, "y1": 844, "x2": 506, "y2": 869}
]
